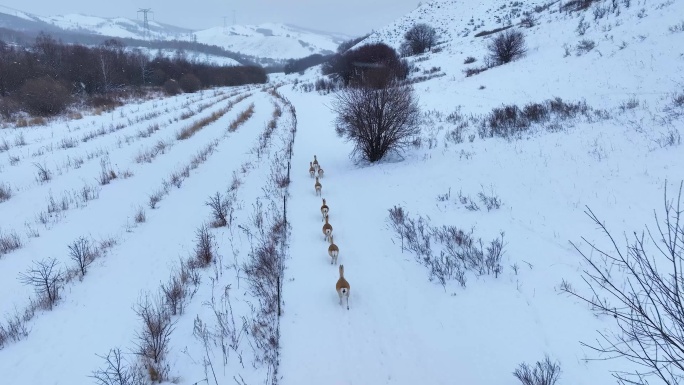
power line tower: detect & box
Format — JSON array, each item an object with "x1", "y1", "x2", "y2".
[{"x1": 137, "y1": 8, "x2": 153, "y2": 40}]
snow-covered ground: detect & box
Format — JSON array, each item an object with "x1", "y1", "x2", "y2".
[{"x1": 1, "y1": 0, "x2": 683, "y2": 384}]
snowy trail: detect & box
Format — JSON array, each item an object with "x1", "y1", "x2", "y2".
[{"x1": 279, "y1": 91, "x2": 461, "y2": 384}]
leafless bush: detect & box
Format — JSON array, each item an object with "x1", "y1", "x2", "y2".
[
  {"x1": 332, "y1": 82, "x2": 421, "y2": 162},
  {"x1": 513, "y1": 355, "x2": 561, "y2": 385},
  {"x1": 487, "y1": 29, "x2": 527, "y2": 66},
  {"x1": 0, "y1": 183, "x2": 11, "y2": 203},
  {"x1": 160, "y1": 274, "x2": 187, "y2": 316},
  {"x1": 402, "y1": 23, "x2": 438, "y2": 55},
  {"x1": 179, "y1": 73, "x2": 202, "y2": 93},
  {"x1": 80, "y1": 183, "x2": 100, "y2": 202},
  {"x1": 656, "y1": 128, "x2": 682, "y2": 148},
  {"x1": 134, "y1": 293, "x2": 174, "y2": 382},
  {"x1": 520, "y1": 14, "x2": 537, "y2": 28},
  {"x1": 206, "y1": 192, "x2": 232, "y2": 228},
  {"x1": 477, "y1": 187, "x2": 502, "y2": 211},
  {"x1": 148, "y1": 190, "x2": 164, "y2": 209},
  {"x1": 34, "y1": 162, "x2": 52, "y2": 183},
  {"x1": 69, "y1": 236, "x2": 95, "y2": 278},
  {"x1": 464, "y1": 66, "x2": 488, "y2": 77},
  {"x1": 562, "y1": 182, "x2": 684, "y2": 385},
  {"x1": 0, "y1": 138, "x2": 9, "y2": 152},
  {"x1": 670, "y1": 21, "x2": 684, "y2": 33},
  {"x1": 0, "y1": 229, "x2": 22, "y2": 256},
  {"x1": 463, "y1": 56, "x2": 477, "y2": 64},
  {"x1": 19, "y1": 76, "x2": 71, "y2": 116},
  {"x1": 479, "y1": 98, "x2": 591, "y2": 139},
  {"x1": 19, "y1": 258, "x2": 63, "y2": 309},
  {"x1": 194, "y1": 224, "x2": 216, "y2": 267},
  {"x1": 576, "y1": 39, "x2": 596, "y2": 55},
  {"x1": 91, "y1": 348, "x2": 146, "y2": 385},
  {"x1": 98, "y1": 158, "x2": 117, "y2": 185},
  {"x1": 134, "y1": 206, "x2": 146, "y2": 224},
  {"x1": 457, "y1": 190, "x2": 480, "y2": 211},
  {"x1": 388, "y1": 206, "x2": 506, "y2": 287}
]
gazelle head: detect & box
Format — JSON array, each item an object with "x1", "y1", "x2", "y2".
[
  {"x1": 322, "y1": 198, "x2": 326, "y2": 205},
  {"x1": 339, "y1": 264, "x2": 344, "y2": 278}
]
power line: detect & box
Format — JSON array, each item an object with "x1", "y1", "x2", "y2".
[{"x1": 137, "y1": 8, "x2": 153, "y2": 40}]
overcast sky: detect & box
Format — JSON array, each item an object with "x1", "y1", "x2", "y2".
[{"x1": 0, "y1": 0, "x2": 420, "y2": 36}]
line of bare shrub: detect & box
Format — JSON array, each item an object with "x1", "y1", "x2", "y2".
[
  {"x1": 387, "y1": 205, "x2": 506, "y2": 288},
  {"x1": 228, "y1": 103, "x2": 256, "y2": 132},
  {"x1": 177, "y1": 94, "x2": 250, "y2": 140},
  {"x1": 148, "y1": 102, "x2": 257, "y2": 208},
  {"x1": 0, "y1": 236, "x2": 117, "y2": 350},
  {"x1": 478, "y1": 97, "x2": 603, "y2": 139}
]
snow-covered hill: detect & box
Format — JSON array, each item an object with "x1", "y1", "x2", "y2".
[
  {"x1": 1, "y1": 0, "x2": 683, "y2": 385},
  {"x1": 0, "y1": 9, "x2": 351, "y2": 61}
]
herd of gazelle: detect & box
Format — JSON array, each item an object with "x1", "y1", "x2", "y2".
[{"x1": 309, "y1": 155, "x2": 350, "y2": 310}]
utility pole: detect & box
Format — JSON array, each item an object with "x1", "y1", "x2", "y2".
[{"x1": 137, "y1": 8, "x2": 153, "y2": 40}]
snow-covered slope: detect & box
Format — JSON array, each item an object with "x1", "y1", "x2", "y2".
[
  {"x1": 0, "y1": 9, "x2": 350, "y2": 60},
  {"x1": 194, "y1": 23, "x2": 348, "y2": 60}
]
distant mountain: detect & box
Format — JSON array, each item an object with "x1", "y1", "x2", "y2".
[{"x1": 0, "y1": 8, "x2": 353, "y2": 63}]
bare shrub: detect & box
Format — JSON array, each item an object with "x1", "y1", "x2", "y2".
[
  {"x1": 98, "y1": 158, "x2": 117, "y2": 185},
  {"x1": 402, "y1": 23, "x2": 438, "y2": 55},
  {"x1": 19, "y1": 76, "x2": 71, "y2": 116},
  {"x1": 520, "y1": 14, "x2": 537, "y2": 28},
  {"x1": 463, "y1": 56, "x2": 477, "y2": 64},
  {"x1": 242, "y1": 204, "x2": 287, "y2": 377},
  {"x1": 134, "y1": 294, "x2": 174, "y2": 382},
  {"x1": 0, "y1": 139, "x2": 9, "y2": 152},
  {"x1": 91, "y1": 348, "x2": 146, "y2": 385},
  {"x1": 562, "y1": 182, "x2": 684, "y2": 385},
  {"x1": 194, "y1": 224, "x2": 215, "y2": 267},
  {"x1": 19, "y1": 258, "x2": 63, "y2": 309},
  {"x1": 0, "y1": 183, "x2": 12, "y2": 203},
  {"x1": 670, "y1": 21, "x2": 684, "y2": 33},
  {"x1": 0, "y1": 229, "x2": 22, "y2": 256},
  {"x1": 487, "y1": 29, "x2": 527, "y2": 66},
  {"x1": 464, "y1": 66, "x2": 488, "y2": 77},
  {"x1": 388, "y1": 206, "x2": 506, "y2": 287},
  {"x1": 576, "y1": 39, "x2": 596, "y2": 55},
  {"x1": 477, "y1": 187, "x2": 502, "y2": 211},
  {"x1": 179, "y1": 73, "x2": 202, "y2": 93},
  {"x1": 134, "y1": 206, "x2": 146, "y2": 224},
  {"x1": 160, "y1": 274, "x2": 187, "y2": 316},
  {"x1": 513, "y1": 355, "x2": 561, "y2": 385},
  {"x1": 69, "y1": 236, "x2": 95, "y2": 278},
  {"x1": 479, "y1": 98, "x2": 591, "y2": 139},
  {"x1": 34, "y1": 162, "x2": 52, "y2": 183},
  {"x1": 332, "y1": 82, "x2": 421, "y2": 162},
  {"x1": 163, "y1": 79, "x2": 181, "y2": 96},
  {"x1": 206, "y1": 192, "x2": 232, "y2": 227},
  {"x1": 148, "y1": 190, "x2": 163, "y2": 209}
]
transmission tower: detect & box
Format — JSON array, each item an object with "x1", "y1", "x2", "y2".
[{"x1": 137, "y1": 8, "x2": 153, "y2": 40}]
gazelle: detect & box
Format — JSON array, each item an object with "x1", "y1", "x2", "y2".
[
  {"x1": 328, "y1": 235, "x2": 339, "y2": 265},
  {"x1": 335, "y1": 265, "x2": 350, "y2": 310},
  {"x1": 322, "y1": 216, "x2": 333, "y2": 242},
  {"x1": 309, "y1": 162, "x2": 315, "y2": 178},
  {"x1": 312, "y1": 155, "x2": 319, "y2": 171},
  {"x1": 314, "y1": 176, "x2": 322, "y2": 196},
  {"x1": 320, "y1": 198, "x2": 329, "y2": 221},
  {"x1": 317, "y1": 166, "x2": 324, "y2": 179}
]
